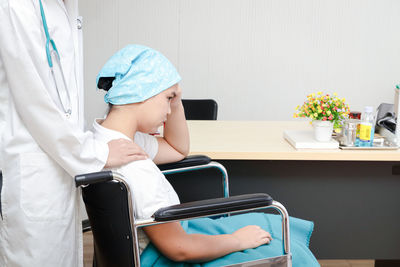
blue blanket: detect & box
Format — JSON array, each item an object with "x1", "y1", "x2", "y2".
[{"x1": 140, "y1": 213, "x2": 319, "y2": 267}]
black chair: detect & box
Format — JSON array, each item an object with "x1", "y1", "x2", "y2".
[
  {"x1": 182, "y1": 99, "x2": 218, "y2": 120},
  {"x1": 75, "y1": 156, "x2": 291, "y2": 267}
]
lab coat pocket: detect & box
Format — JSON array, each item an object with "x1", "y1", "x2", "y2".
[{"x1": 20, "y1": 153, "x2": 73, "y2": 221}]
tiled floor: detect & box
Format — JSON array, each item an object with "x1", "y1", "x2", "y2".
[
  {"x1": 83, "y1": 231, "x2": 375, "y2": 267},
  {"x1": 83, "y1": 231, "x2": 94, "y2": 267}
]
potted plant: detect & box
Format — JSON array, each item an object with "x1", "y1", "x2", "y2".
[{"x1": 294, "y1": 92, "x2": 350, "y2": 141}]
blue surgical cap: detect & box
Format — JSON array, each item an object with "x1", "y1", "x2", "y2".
[{"x1": 96, "y1": 44, "x2": 181, "y2": 105}]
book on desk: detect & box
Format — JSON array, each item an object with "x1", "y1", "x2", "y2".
[{"x1": 283, "y1": 130, "x2": 339, "y2": 149}]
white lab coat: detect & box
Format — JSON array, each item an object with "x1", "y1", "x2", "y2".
[{"x1": 0, "y1": 0, "x2": 108, "y2": 266}]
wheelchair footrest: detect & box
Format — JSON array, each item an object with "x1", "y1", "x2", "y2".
[{"x1": 153, "y1": 193, "x2": 273, "y2": 221}]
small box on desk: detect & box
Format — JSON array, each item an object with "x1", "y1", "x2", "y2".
[{"x1": 283, "y1": 130, "x2": 339, "y2": 149}]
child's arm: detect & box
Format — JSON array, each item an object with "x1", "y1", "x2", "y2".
[
  {"x1": 154, "y1": 85, "x2": 190, "y2": 164},
  {"x1": 143, "y1": 222, "x2": 272, "y2": 262}
]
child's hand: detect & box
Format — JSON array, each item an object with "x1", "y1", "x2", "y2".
[
  {"x1": 170, "y1": 84, "x2": 182, "y2": 109},
  {"x1": 231, "y1": 225, "x2": 272, "y2": 251}
]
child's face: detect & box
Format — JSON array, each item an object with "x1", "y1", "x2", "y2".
[{"x1": 138, "y1": 84, "x2": 179, "y2": 133}]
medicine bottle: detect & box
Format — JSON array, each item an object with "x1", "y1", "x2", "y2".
[{"x1": 358, "y1": 106, "x2": 375, "y2": 147}]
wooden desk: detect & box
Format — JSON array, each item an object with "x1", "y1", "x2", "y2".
[
  {"x1": 179, "y1": 120, "x2": 400, "y2": 260},
  {"x1": 188, "y1": 120, "x2": 400, "y2": 161}
]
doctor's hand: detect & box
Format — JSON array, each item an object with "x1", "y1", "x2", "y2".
[{"x1": 105, "y1": 139, "x2": 147, "y2": 168}]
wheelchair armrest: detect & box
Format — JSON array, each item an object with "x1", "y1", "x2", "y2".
[
  {"x1": 74, "y1": 155, "x2": 212, "y2": 187},
  {"x1": 153, "y1": 193, "x2": 273, "y2": 221},
  {"x1": 157, "y1": 155, "x2": 211, "y2": 171},
  {"x1": 75, "y1": 171, "x2": 113, "y2": 187},
  {"x1": 75, "y1": 155, "x2": 211, "y2": 187}
]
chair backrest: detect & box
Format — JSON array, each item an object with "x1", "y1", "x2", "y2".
[
  {"x1": 182, "y1": 99, "x2": 218, "y2": 120},
  {"x1": 82, "y1": 181, "x2": 135, "y2": 267}
]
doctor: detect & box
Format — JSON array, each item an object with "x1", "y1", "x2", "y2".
[{"x1": 0, "y1": 0, "x2": 146, "y2": 266}]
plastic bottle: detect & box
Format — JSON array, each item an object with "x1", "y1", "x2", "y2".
[{"x1": 358, "y1": 106, "x2": 375, "y2": 147}]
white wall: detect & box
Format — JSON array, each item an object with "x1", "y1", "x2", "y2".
[{"x1": 80, "y1": 0, "x2": 400, "y2": 126}]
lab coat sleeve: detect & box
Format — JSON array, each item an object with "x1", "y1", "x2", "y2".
[{"x1": 0, "y1": 1, "x2": 108, "y2": 177}]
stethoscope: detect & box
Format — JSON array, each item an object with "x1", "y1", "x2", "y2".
[{"x1": 39, "y1": 0, "x2": 72, "y2": 117}]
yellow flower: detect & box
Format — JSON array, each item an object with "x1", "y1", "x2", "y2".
[{"x1": 294, "y1": 92, "x2": 350, "y2": 123}]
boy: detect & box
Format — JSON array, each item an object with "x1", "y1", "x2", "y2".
[{"x1": 94, "y1": 44, "x2": 318, "y2": 265}]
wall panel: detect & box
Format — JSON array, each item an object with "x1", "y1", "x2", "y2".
[{"x1": 80, "y1": 0, "x2": 400, "y2": 124}]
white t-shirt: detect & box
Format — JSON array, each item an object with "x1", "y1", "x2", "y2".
[{"x1": 92, "y1": 119, "x2": 180, "y2": 252}]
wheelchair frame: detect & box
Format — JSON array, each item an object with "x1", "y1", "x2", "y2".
[{"x1": 76, "y1": 157, "x2": 292, "y2": 267}]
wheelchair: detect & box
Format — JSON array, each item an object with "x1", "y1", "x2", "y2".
[{"x1": 75, "y1": 155, "x2": 292, "y2": 267}]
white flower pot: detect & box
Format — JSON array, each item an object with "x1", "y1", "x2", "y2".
[{"x1": 312, "y1": 120, "x2": 334, "y2": 142}]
